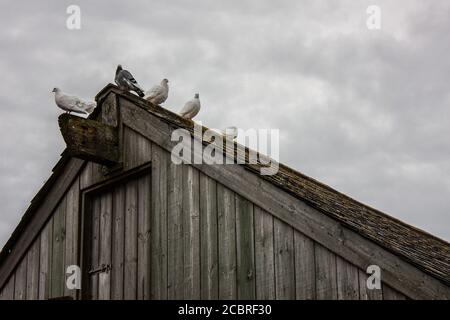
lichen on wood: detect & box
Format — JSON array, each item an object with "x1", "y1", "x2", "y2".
[{"x1": 58, "y1": 114, "x2": 119, "y2": 166}]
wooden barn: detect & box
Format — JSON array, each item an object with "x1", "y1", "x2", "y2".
[{"x1": 0, "y1": 84, "x2": 449, "y2": 300}]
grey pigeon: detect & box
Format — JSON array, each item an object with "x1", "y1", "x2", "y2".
[
  {"x1": 179, "y1": 93, "x2": 201, "y2": 120},
  {"x1": 115, "y1": 64, "x2": 145, "y2": 97},
  {"x1": 52, "y1": 87, "x2": 96, "y2": 115},
  {"x1": 145, "y1": 78, "x2": 169, "y2": 105}
]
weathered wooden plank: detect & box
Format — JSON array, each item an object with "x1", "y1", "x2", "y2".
[
  {"x1": 336, "y1": 256, "x2": 359, "y2": 300},
  {"x1": 58, "y1": 114, "x2": 119, "y2": 166},
  {"x1": 63, "y1": 178, "x2": 80, "y2": 299},
  {"x1": 294, "y1": 231, "x2": 315, "y2": 300},
  {"x1": 358, "y1": 269, "x2": 383, "y2": 300},
  {"x1": 101, "y1": 92, "x2": 118, "y2": 127},
  {"x1": 1, "y1": 274, "x2": 15, "y2": 300},
  {"x1": 235, "y1": 195, "x2": 255, "y2": 299},
  {"x1": 14, "y1": 257, "x2": 27, "y2": 300},
  {"x1": 80, "y1": 162, "x2": 93, "y2": 190},
  {"x1": 111, "y1": 185, "x2": 125, "y2": 300},
  {"x1": 123, "y1": 126, "x2": 138, "y2": 170},
  {"x1": 274, "y1": 218, "x2": 295, "y2": 299},
  {"x1": 138, "y1": 173, "x2": 151, "y2": 300},
  {"x1": 0, "y1": 158, "x2": 83, "y2": 291},
  {"x1": 98, "y1": 192, "x2": 112, "y2": 300},
  {"x1": 124, "y1": 126, "x2": 152, "y2": 170},
  {"x1": 217, "y1": 184, "x2": 237, "y2": 299},
  {"x1": 167, "y1": 161, "x2": 184, "y2": 299},
  {"x1": 383, "y1": 284, "x2": 407, "y2": 300},
  {"x1": 124, "y1": 180, "x2": 138, "y2": 299},
  {"x1": 151, "y1": 145, "x2": 168, "y2": 300},
  {"x1": 26, "y1": 238, "x2": 40, "y2": 300},
  {"x1": 315, "y1": 244, "x2": 338, "y2": 300},
  {"x1": 39, "y1": 219, "x2": 52, "y2": 300},
  {"x1": 183, "y1": 165, "x2": 201, "y2": 299},
  {"x1": 136, "y1": 128, "x2": 152, "y2": 166},
  {"x1": 200, "y1": 174, "x2": 218, "y2": 299},
  {"x1": 50, "y1": 197, "x2": 66, "y2": 298},
  {"x1": 89, "y1": 196, "x2": 100, "y2": 299},
  {"x1": 91, "y1": 163, "x2": 104, "y2": 185},
  {"x1": 119, "y1": 102, "x2": 450, "y2": 299},
  {"x1": 254, "y1": 207, "x2": 275, "y2": 300}
]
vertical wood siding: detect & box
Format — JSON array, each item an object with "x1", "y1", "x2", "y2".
[{"x1": 0, "y1": 126, "x2": 412, "y2": 300}]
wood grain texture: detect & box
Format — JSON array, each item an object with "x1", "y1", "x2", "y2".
[
  {"x1": 200, "y1": 174, "x2": 218, "y2": 299},
  {"x1": 98, "y1": 192, "x2": 112, "y2": 300},
  {"x1": 50, "y1": 198, "x2": 66, "y2": 298},
  {"x1": 383, "y1": 284, "x2": 407, "y2": 300},
  {"x1": 26, "y1": 238, "x2": 40, "y2": 300},
  {"x1": 80, "y1": 163, "x2": 93, "y2": 190},
  {"x1": 101, "y1": 92, "x2": 118, "y2": 127},
  {"x1": 124, "y1": 180, "x2": 138, "y2": 299},
  {"x1": 89, "y1": 196, "x2": 100, "y2": 299},
  {"x1": 124, "y1": 126, "x2": 152, "y2": 170},
  {"x1": 315, "y1": 244, "x2": 338, "y2": 300},
  {"x1": 138, "y1": 173, "x2": 151, "y2": 300},
  {"x1": 167, "y1": 161, "x2": 184, "y2": 299},
  {"x1": 64, "y1": 178, "x2": 80, "y2": 298},
  {"x1": 294, "y1": 231, "x2": 315, "y2": 300},
  {"x1": 58, "y1": 114, "x2": 119, "y2": 166},
  {"x1": 336, "y1": 257, "x2": 359, "y2": 300},
  {"x1": 254, "y1": 207, "x2": 275, "y2": 300},
  {"x1": 111, "y1": 185, "x2": 125, "y2": 300},
  {"x1": 39, "y1": 220, "x2": 52, "y2": 300},
  {"x1": 217, "y1": 184, "x2": 237, "y2": 299},
  {"x1": 0, "y1": 158, "x2": 83, "y2": 291},
  {"x1": 235, "y1": 195, "x2": 255, "y2": 299},
  {"x1": 151, "y1": 145, "x2": 168, "y2": 299},
  {"x1": 1, "y1": 274, "x2": 15, "y2": 300},
  {"x1": 182, "y1": 165, "x2": 201, "y2": 299},
  {"x1": 14, "y1": 257, "x2": 27, "y2": 300},
  {"x1": 274, "y1": 218, "x2": 295, "y2": 299}
]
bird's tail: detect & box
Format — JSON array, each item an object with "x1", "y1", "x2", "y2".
[{"x1": 134, "y1": 87, "x2": 145, "y2": 97}]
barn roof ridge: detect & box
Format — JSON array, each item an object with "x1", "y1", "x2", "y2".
[{"x1": 1, "y1": 83, "x2": 449, "y2": 289}]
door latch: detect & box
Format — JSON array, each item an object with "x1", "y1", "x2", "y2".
[{"x1": 88, "y1": 263, "x2": 112, "y2": 275}]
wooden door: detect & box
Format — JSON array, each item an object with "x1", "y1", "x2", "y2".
[{"x1": 83, "y1": 172, "x2": 151, "y2": 300}]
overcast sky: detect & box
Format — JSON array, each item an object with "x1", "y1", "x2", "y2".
[{"x1": 0, "y1": 0, "x2": 449, "y2": 248}]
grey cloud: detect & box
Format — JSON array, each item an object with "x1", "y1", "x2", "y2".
[{"x1": 0, "y1": 0, "x2": 449, "y2": 247}]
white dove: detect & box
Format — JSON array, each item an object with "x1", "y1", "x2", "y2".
[
  {"x1": 179, "y1": 93, "x2": 201, "y2": 120},
  {"x1": 222, "y1": 126, "x2": 238, "y2": 140},
  {"x1": 145, "y1": 79, "x2": 169, "y2": 105},
  {"x1": 52, "y1": 88, "x2": 96, "y2": 115}
]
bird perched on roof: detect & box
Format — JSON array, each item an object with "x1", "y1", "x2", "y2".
[
  {"x1": 145, "y1": 79, "x2": 169, "y2": 105},
  {"x1": 179, "y1": 93, "x2": 201, "y2": 120},
  {"x1": 222, "y1": 126, "x2": 238, "y2": 140},
  {"x1": 114, "y1": 64, "x2": 145, "y2": 97},
  {"x1": 52, "y1": 88, "x2": 96, "y2": 115}
]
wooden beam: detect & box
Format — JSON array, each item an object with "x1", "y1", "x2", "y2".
[{"x1": 58, "y1": 114, "x2": 119, "y2": 166}]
